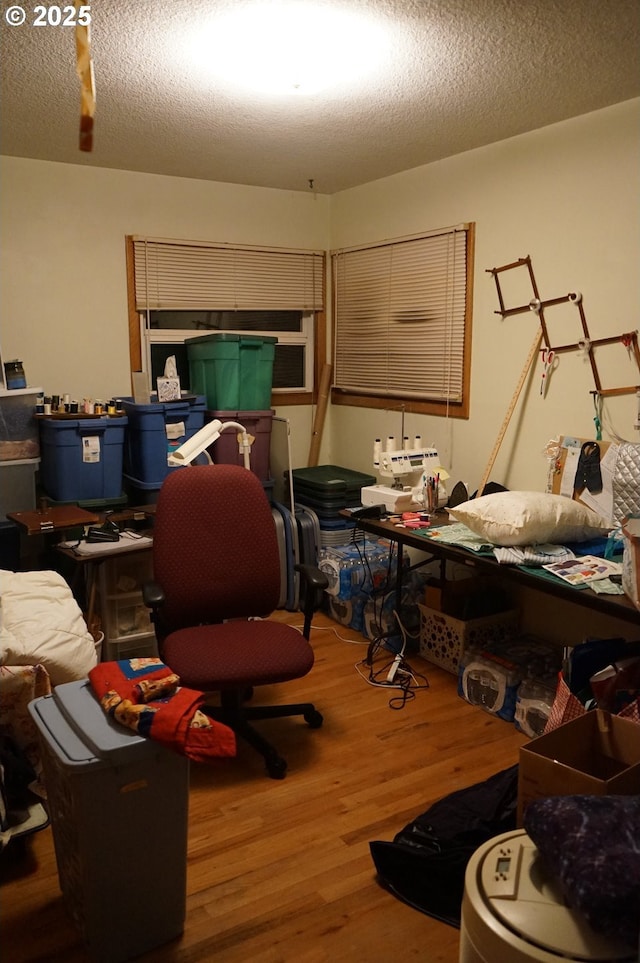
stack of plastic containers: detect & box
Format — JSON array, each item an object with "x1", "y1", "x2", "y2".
[
  {"x1": 187, "y1": 333, "x2": 277, "y2": 491},
  {"x1": 288, "y1": 465, "x2": 377, "y2": 547},
  {"x1": 0, "y1": 386, "x2": 42, "y2": 567},
  {"x1": 97, "y1": 550, "x2": 159, "y2": 661},
  {"x1": 120, "y1": 394, "x2": 206, "y2": 503}
]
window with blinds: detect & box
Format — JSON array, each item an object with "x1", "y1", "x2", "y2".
[
  {"x1": 332, "y1": 224, "x2": 473, "y2": 417},
  {"x1": 127, "y1": 236, "x2": 326, "y2": 400},
  {"x1": 132, "y1": 237, "x2": 324, "y2": 312}
]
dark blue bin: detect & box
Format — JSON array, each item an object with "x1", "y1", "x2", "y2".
[
  {"x1": 120, "y1": 395, "x2": 206, "y2": 485},
  {"x1": 40, "y1": 417, "x2": 127, "y2": 502},
  {"x1": 123, "y1": 473, "x2": 162, "y2": 506}
]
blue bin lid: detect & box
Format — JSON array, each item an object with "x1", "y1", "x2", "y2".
[
  {"x1": 120, "y1": 394, "x2": 205, "y2": 412},
  {"x1": 40, "y1": 415, "x2": 127, "y2": 429}
]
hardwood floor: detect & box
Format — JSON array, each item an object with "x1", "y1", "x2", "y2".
[{"x1": 1, "y1": 611, "x2": 527, "y2": 962}]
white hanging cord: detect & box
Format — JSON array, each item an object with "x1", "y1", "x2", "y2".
[{"x1": 600, "y1": 399, "x2": 639, "y2": 445}]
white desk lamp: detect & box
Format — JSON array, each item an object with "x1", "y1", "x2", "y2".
[{"x1": 167, "y1": 419, "x2": 252, "y2": 468}]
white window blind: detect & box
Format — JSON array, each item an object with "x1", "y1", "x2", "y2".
[
  {"x1": 133, "y1": 237, "x2": 325, "y2": 312},
  {"x1": 332, "y1": 225, "x2": 471, "y2": 402}
]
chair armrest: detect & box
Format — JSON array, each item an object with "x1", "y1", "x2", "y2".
[
  {"x1": 142, "y1": 580, "x2": 165, "y2": 611},
  {"x1": 294, "y1": 564, "x2": 329, "y2": 640},
  {"x1": 294, "y1": 563, "x2": 329, "y2": 594}
]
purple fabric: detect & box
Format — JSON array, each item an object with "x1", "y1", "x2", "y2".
[{"x1": 524, "y1": 794, "x2": 640, "y2": 946}]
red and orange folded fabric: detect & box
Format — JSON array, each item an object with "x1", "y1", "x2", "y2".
[{"x1": 89, "y1": 658, "x2": 236, "y2": 762}]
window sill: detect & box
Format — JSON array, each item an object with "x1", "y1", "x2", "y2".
[{"x1": 330, "y1": 389, "x2": 469, "y2": 419}]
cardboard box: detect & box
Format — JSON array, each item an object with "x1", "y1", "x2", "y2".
[
  {"x1": 517, "y1": 709, "x2": 640, "y2": 826},
  {"x1": 424, "y1": 578, "x2": 444, "y2": 611}
]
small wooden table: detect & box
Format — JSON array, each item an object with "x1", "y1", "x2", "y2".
[{"x1": 7, "y1": 505, "x2": 99, "y2": 535}]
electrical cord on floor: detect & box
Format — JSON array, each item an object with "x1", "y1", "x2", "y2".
[
  {"x1": 290, "y1": 621, "x2": 370, "y2": 645},
  {"x1": 286, "y1": 603, "x2": 429, "y2": 708},
  {"x1": 356, "y1": 609, "x2": 429, "y2": 709},
  {"x1": 354, "y1": 651, "x2": 429, "y2": 708}
]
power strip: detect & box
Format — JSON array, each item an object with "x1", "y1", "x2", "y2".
[{"x1": 386, "y1": 654, "x2": 403, "y2": 683}]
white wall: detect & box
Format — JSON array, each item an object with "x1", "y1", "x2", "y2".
[
  {"x1": 327, "y1": 99, "x2": 640, "y2": 494},
  {"x1": 1, "y1": 99, "x2": 639, "y2": 487},
  {"x1": 0, "y1": 158, "x2": 329, "y2": 468}
]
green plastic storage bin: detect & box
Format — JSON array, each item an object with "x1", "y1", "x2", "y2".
[{"x1": 187, "y1": 334, "x2": 277, "y2": 411}]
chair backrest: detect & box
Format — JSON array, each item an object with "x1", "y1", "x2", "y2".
[{"x1": 152, "y1": 464, "x2": 281, "y2": 631}]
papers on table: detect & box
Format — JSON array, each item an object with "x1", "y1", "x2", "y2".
[{"x1": 542, "y1": 555, "x2": 622, "y2": 586}]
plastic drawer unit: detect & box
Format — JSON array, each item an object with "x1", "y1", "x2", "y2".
[
  {"x1": 0, "y1": 386, "x2": 42, "y2": 461},
  {"x1": 97, "y1": 548, "x2": 159, "y2": 661},
  {"x1": 29, "y1": 680, "x2": 189, "y2": 963}
]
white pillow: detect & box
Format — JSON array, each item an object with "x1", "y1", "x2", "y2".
[{"x1": 447, "y1": 491, "x2": 610, "y2": 547}]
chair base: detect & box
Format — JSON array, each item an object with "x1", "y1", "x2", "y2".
[{"x1": 202, "y1": 691, "x2": 323, "y2": 779}]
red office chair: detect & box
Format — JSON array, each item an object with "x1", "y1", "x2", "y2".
[{"x1": 143, "y1": 464, "x2": 328, "y2": 778}]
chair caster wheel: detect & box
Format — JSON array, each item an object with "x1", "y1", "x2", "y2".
[
  {"x1": 304, "y1": 709, "x2": 323, "y2": 729},
  {"x1": 266, "y1": 755, "x2": 287, "y2": 779}
]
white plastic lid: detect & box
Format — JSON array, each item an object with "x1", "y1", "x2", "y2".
[{"x1": 478, "y1": 832, "x2": 636, "y2": 961}]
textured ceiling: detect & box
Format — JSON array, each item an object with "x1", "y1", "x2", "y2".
[{"x1": 1, "y1": 0, "x2": 639, "y2": 194}]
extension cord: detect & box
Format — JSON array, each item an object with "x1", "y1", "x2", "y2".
[{"x1": 386, "y1": 654, "x2": 403, "y2": 683}]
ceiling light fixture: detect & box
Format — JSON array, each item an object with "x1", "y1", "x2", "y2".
[{"x1": 191, "y1": 1, "x2": 390, "y2": 96}]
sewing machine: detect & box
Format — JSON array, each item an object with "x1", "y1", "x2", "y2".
[{"x1": 360, "y1": 436, "x2": 449, "y2": 512}]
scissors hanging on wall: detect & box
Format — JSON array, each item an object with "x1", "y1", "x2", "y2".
[{"x1": 540, "y1": 347, "x2": 558, "y2": 397}]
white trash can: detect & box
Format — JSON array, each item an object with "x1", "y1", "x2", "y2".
[{"x1": 459, "y1": 829, "x2": 637, "y2": 963}]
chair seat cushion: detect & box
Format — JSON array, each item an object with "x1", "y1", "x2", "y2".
[{"x1": 162, "y1": 619, "x2": 314, "y2": 691}]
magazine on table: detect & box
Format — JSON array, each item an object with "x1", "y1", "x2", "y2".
[{"x1": 542, "y1": 555, "x2": 622, "y2": 586}]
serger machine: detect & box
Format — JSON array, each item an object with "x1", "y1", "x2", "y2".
[{"x1": 360, "y1": 435, "x2": 449, "y2": 513}]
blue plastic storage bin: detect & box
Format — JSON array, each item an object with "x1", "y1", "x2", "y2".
[
  {"x1": 123, "y1": 473, "x2": 162, "y2": 506},
  {"x1": 124, "y1": 472, "x2": 274, "y2": 508},
  {"x1": 40, "y1": 417, "x2": 127, "y2": 502},
  {"x1": 120, "y1": 395, "x2": 206, "y2": 485}
]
